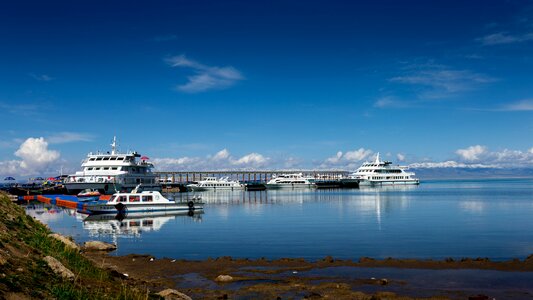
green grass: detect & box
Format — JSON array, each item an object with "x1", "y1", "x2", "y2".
[{"x1": 0, "y1": 192, "x2": 158, "y2": 299}]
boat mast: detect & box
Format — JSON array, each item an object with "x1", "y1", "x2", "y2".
[
  {"x1": 375, "y1": 152, "x2": 380, "y2": 164},
  {"x1": 111, "y1": 136, "x2": 117, "y2": 155}
]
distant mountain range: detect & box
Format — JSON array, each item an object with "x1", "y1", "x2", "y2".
[{"x1": 413, "y1": 168, "x2": 533, "y2": 180}]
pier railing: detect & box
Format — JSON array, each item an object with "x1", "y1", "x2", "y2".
[{"x1": 154, "y1": 170, "x2": 350, "y2": 184}]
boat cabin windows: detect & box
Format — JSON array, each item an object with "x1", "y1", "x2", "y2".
[
  {"x1": 103, "y1": 167, "x2": 109, "y2": 170},
  {"x1": 117, "y1": 196, "x2": 127, "y2": 202},
  {"x1": 117, "y1": 157, "x2": 124, "y2": 160},
  {"x1": 96, "y1": 157, "x2": 103, "y2": 161},
  {"x1": 103, "y1": 157, "x2": 110, "y2": 161},
  {"x1": 89, "y1": 158, "x2": 96, "y2": 161},
  {"x1": 142, "y1": 195, "x2": 153, "y2": 202},
  {"x1": 87, "y1": 167, "x2": 93, "y2": 170},
  {"x1": 110, "y1": 157, "x2": 117, "y2": 160},
  {"x1": 129, "y1": 195, "x2": 140, "y2": 202},
  {"x1": 111, "y1": 167, "x2": 118, "y2": 170}
]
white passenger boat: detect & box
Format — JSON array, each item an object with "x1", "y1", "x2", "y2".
[
  {"x1": 187, "y1": 177, "x2": 244, "y2": 191},
  {"x1": 64, "y1": 137, "x2": 160, "y2": 194},
  {"x1": 265, "y1": 173, "x2": 315, "y2": 189},
  {"x1": 345, "y1": 153, "x2": 419, "y2": 186},
  {"x1": 85, "y1": 185, "x2": 203, "y2": 215}
]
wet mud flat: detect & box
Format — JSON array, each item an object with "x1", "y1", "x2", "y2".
[{"x1": 84, "y1": 253, "x2": 533, "y2": 299}]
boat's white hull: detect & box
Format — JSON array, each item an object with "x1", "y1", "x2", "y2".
[
  {"x1": 266, "y1": 183, "x2": 316, "y2": 189},
  {"x1": 359, "y1": 179, "x2": 420, "y2": 186},
  {"x1": 85, "y1": 202, "x2": 203, "y2": 215},
  {"x1": 188, "y1": 185, "x2": 244, "y2": 191}
]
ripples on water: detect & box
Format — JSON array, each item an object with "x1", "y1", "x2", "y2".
[{"x1": 25, "y1": 179, "x2": 533, "y2": 260}]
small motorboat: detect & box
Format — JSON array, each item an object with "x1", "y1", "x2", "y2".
[
  {"x1": 77, "y1": 189, "x2": 101, "y2": 201},
  {"x1": 84, "y1": 184, "x2": 203, "y2": 215}
]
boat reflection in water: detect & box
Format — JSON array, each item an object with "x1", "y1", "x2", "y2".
[{"x1": 82, "y1": 210, "x2": 203, "y2": 238}]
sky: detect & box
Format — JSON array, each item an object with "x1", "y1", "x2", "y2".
[{"x1": 1, "y1": 0, "x2": 533, "y2": 177}]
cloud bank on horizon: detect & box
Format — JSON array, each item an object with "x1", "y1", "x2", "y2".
[{"x1": 1, "y1": 138, "x2": 533, "y2": 177}]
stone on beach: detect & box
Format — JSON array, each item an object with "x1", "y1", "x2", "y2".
[
  {"x1": 215, "y1": 274, "x2": 234, "y2": 282},
  {"x1": 48, "y1": 233, "x2": 80, "y2": 251},
  {"x1": 83, "y1": 241, "x2": 117, "y2": 251},
  {"x1": 157, "y1": 288, "x2": 192, "y2": 300},
  {"x1": 43, "y1": 256, "x2": 75, "y2": 281}
]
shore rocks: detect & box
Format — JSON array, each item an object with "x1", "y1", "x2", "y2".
[
  {"x1": 322, "y1": 256, "x2": 335, "y2": 263},
  {"x1": 83, "y1": 241, "x2": 117, "y2": 251},
  {"x1": 157, "y1": 289, "x2": 192, "y2": 300},
  {"x1": 43, "y1": 256, "x2": 75, "y2": 281},
  {"x1": 48, "y1": 233, "x2": 79, "y2": 251},
  {"x1": 215, "y1": 275, "x2": 234, "y2": 282}
]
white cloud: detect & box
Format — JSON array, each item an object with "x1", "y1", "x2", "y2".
[
  {"x1": 409, "y1": 161, "x2": 498, "y2": 169},
  {"x1": 0, "y1": 102, "x2": 44, "y2": 116},
  {"x1": 477, "y1": 32, "x2": 533, "y2": 45},
  {"x1": 153, "y1": 149, "x2": 269, "y2": 171},
  {"x1": 321, "y1": 148, "x2": 373, "y2": 169},
  {"x1": 344, "y1": 148, "x2": 373, "y2": 161},
  {"x1": 0, "y1": 137, "x2": 60, "y2": 177},
  {"x1": 456, "y1": 145, "x2": 487, "y2": 161},
  {"x1": 15, "y1": 137, "x2": 60, "y2": 170},
  {"x1": 373, "y1": 96, "x2": 412, "y2": 108},
  {"x1": 233, "y1": 153, "x2": 267, "y2": 167},
  {"x1": 397, "y1": 153, "x2": 406, "y2": 161},
  {"x1": 165, "y1": 55, "x2": 244, "y2": 93},
  {"x1": 47, "y1": 132, "x2": 94, "y2": 144},
  {"x1": 29, "y1": 73, "x2": 54, "y2": 81},
  {"x1": 500, "y1": 99, "x2": 533, "y2": 111},
  {"x1": 212, "y1": 149, "x2": 230, "y2": 161},
  {"x1": 413, "y1": 146, "x2": 533, "y2": 169},
  {"x1": 390, "y1": 64, "x2": 496, "y2": 98},
  {"x1": 0, "y1": 160, "x2": 23, "y2": 176}
]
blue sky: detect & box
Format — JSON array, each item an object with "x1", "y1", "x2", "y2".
[{"x1": 1, "y1": 0, "x2": 533, "y2": 176}]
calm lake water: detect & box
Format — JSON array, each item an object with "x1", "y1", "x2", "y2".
[{"x1": 25, "y1": 179, "x2": 533, "y2": 261}]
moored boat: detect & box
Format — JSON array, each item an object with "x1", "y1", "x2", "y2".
[
  {"x1": 344, "y1": 153, "x2": 419, "y2": 186},
  {"x1": 78, "y1": 189, "x2": 101, "y2": 197},
  {"x1": 265, "y1": 173, "x2": 315, "y2": 189},
  {"x1": 187, "y1": 177, "x2": 244, "y2": 191},
  {"x1": 64, "y1": 137, "x2": 161, "y2": 194},
  {"x1": 84, "y1": 185, "x2": 203, "y2": 215}
]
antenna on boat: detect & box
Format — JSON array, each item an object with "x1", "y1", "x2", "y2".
[
  {"x1": 111, "y1": 136, "x2": 117, "y2": 155},
  {"x1": 375, "y1": 152, "x2": 380, "y2": 164}
]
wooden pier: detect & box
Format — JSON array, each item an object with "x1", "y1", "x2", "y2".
[{"x1": 154, "y1": 170, "x2": 350, "y2": 184}]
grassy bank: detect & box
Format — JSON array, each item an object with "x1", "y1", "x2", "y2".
[{"x1": 0, "y1": 191, "x2": 157, "y2": 299}]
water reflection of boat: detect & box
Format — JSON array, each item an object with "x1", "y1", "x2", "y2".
[{"x1": 82, "y1": 211, "x2": 202, "y2": 237}]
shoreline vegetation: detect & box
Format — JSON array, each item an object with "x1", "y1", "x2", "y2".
[{"x1": 1, "y1": 191, "x2": 533, "y2": 299}]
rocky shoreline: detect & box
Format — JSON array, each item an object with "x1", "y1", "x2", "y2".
[{"x1": 2, "y1": 191, "x2": 533, "y2": 299}]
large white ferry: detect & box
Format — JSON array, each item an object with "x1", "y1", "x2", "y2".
[
  {"x1": 187, "y1": 177, "x2": 244, "y2": 191},
  {"x1": 266, "y1": 173, "x2": 315, "y2": 189},
  {"x1": 345, "y1": 153, "x2": 419, "y2": 186},
  {"x1": 64, "y1": 137, "x2": 160, "y2": 194}
]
